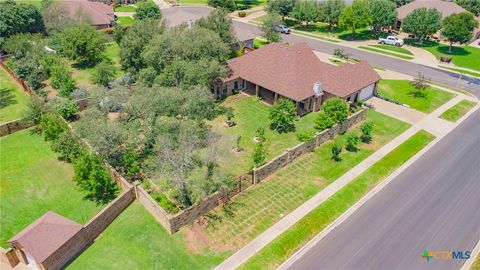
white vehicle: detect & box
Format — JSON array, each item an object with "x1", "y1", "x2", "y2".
[
  {"x1": 275, "y1": 25, "x2": 290, "y2": 34},
  {"x1": 378, "y1": 36, "x2": 404, "y2": 47}
]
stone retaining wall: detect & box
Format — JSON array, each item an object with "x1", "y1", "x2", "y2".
[
  {"x1": 136, "y1": 185, "x2": 174, "y2": 233},
  {"x1": 0, "y1": 119, "x2": 33, "y2": 137},
  {"x1": 253, "y1": 109, "x2": 365, "y2": 183}
]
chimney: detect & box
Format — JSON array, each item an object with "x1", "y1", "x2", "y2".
[{"x1": 313, "y1": 81, "x2": 323, "y2": 97}]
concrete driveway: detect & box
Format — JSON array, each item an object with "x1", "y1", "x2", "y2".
[{"x1": 367, "y1": 97, "x2": 426, "y2": 125}]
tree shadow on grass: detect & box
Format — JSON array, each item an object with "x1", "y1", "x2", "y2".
[
  {"x1": 0, "y1": 87, "x2": 17, "y2": 109},
  {"x1": 436, "y1": 45, "x2": 471, "y2": 56}
]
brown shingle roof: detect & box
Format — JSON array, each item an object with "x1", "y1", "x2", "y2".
[
  {"x1": 225, "y1": 43, "x2": 380, "y2": 101},
  {"x1": 397, "y1": 0, "x2": 467, "y2": 20},
  {"x1": 56, "y1": 0, "x2": 114, "y2": 26},
  {"x1": 7, "y1": 211, "x2": 83, "y2": 263}
]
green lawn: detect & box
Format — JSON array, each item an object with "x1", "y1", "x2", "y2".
[
  {"x1": 67, "y1": 203, "x2": 229, "y2": 270},
  {"x1": 377, "y1": 79, "x2": 456, "y2": 113},
  {"x1": 0, "y1": 67, "x2": 30, "y2": 124},
  {"x1": 71, "y1": 42, "x2": 123, "y2": 88},
  {"x1": 209, "y1": 96, "x2": 326, "y2": 176},
  {"x1": 405, "y1": 39, "x2": 480, "y2": 72},
  {"x1": 440, "y1": 66, "x2": 480, "y2": 78},
  {"x1": 117, "y1": 16, "x2": 134, "y2": 27},
  {"x1": 0, "y1": 130, "x2": 102, "y2": 248},
  {"x1": 188, "y1": 110, "x2": 409, "y2": 253},
  {"x1": 439, "y1": 99, "x2": 477, "y2": 122},
  {"x1": 240, "y1": 130, "x2": 435, "y2": 270},
  {"x1": 253, "y1": 38, "x2": 268, "y2": 48},
  {"x1": 114, "y1": 5, "x2": 137, "y2": 12},
  {"x1": 359, "y1": 46, "x2": 414, "y2": 60},
  {"x1": 472, "y1": 254, "x2": 480, "y2": 270},
  {"x1": 368, "y1": 44, "x2": 413, "y2": 55},
  {"x1": 293, "y1": 22, "x2": 379, "y2": 41}
]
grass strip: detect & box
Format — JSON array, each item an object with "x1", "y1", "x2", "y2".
[
  {"x1": 439, "y1": 99, "x2": 477, "y2": 122},
  {"x1": 359, "y1": 46, "x2": 414, "y2": 60},
  {"x1": 239, "y1": 130, "x2": 435, "y2": 270},
  {"x1": 291, "y1": 30, "x2": 341, "y2": 43},
  {"x1": 369, "y1": 44, "x2": 413, "y2": 55},
  {"x1": 440, "y1": 66, "x2": 480, "y2": 78}
]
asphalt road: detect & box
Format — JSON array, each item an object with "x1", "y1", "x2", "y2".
[
  {"x1": 162, "y1": 7, "x2": 479, "y2": 95},
  {"x1": 161, "y1": 8, "x2": 480, "y2": 269},
  {"x1": 287, "y1": 109, "x2": 480, "y2": 270}
]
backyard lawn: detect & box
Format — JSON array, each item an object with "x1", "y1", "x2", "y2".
[
  {"x1": 0, "y1": 67, "x2": 30, "y2": 124},
  {"x1": 405, "y1": 39, "x2": 480, "y2": 72},
  {"x1": 66, "y1": 203, "x2": 230, "y2": 270},
  {"x1": 209, "y1": 95, "x2": 324, "y2": 176},
  {"x1": 440, "y1": 99, "x2": 476, "y2": 122},
  {"x1": 240, "y1": 130, "x2": 435, "y2": 270},
  {"x1": 71, "y1": 42, "x2": 123, "y2": 88},
  {"x1": 0, "y1": 130, "x2": 102, "y2": 248},
  {"x1": 377, "y1": 80, "x2": 456, "y2": 113},
  {"x1": 186, "y1": 109, "x2": 410, "y2": 252},
  {"x1": 114, "y1": 5, "x2": 137, "y2": 12},
  {"x1": 117, "y1": 16, "x2": 134, "y2": 26}
]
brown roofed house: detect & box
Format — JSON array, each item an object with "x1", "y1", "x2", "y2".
[
  {"x1": 53, "y1": 0, "x2": 115, "y2": 29},
  {"x1": 215, "y1": 43, "x2": 380, "y2": 116},
  {"x1": 7, "y1": 211, "x2": 84, "y2": 270}
]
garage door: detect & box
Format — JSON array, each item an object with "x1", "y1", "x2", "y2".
[{"x1": 358, "y1": 84, "x2": 375, "y2": 101}]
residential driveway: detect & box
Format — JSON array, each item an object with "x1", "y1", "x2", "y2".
[{"x1": 367, "y1": 97, "x2": 426, "y2": 125}]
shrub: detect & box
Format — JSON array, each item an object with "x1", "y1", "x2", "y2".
[
  {"x1": 334, "y1": 48, "x2": 349, "y2": 59},
  {"x1": 269, "y1": 98, "x2": 296, "y2": 133},
  {"x1": 73, "y1": 152, "x2": 118, "y2": 204},
  {"x1": 53, "y1": 99, "x2": 79, "y2": 121},
  {"x1": 11, "y1": 56, "x2": 44, "y2": 90},
  {"x1": 323, "y1": 98, "x2": 349, "y2": 123},
  {"x1": 121, "y1": 151, "x2": 141, "y2": 179},
  {"x1": 360, "y1": 121, "x2": 374, "y2": 143},
  {"x1": 314, "y1": 111, "x2": 335, "y2": 131},
  {"x1": 345, "y1": 132, "x2": 360, "y2": 152},
  {"x1": 91, "y1": 61, "x2": 116, "y2": 87},
  {"x1": 23, "y1": 96, "x2": 45, "y2": 125},
  {"x1": 252, "y1": 142, "x2": 266, "y2": 168},
  {"x1": 151, "y1": 192, "x2": 180, "y2": 214},
  {"x1": 51, "y1": 131, "x2": 82, "y2": 162},
  {"x1": 50, "y1": 63, "x2": 76, "y2": 98},
  {"x1": 39, "y1": 113, "x2": 68, "y2": 141},
  {"x1": 255, "y1": 126, "x2": 265, "y2": 142},
  {"x1": 331, "y1": 143, "x2": 343, "y2": 161},
  {"x1": 40, "y1": 54, "x2": 62, "y2": 77},
  {"x1": 113, "y1": 24, "x2": 126, "y2": 44},
  {"x1": 238, "y1": 11, "x2": 247, "y2": 17},
  {"x1": 296, "y1": 131, "x2": 315, "y2": 142}
]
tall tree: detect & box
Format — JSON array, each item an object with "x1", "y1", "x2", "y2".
[
  {"x1": 338, "y1": 0, "x2": 372, "y2": 39},
  {"x1": 370, "y1": 0, "x2": 397, "y2": 32},
  {"x1": 207, "y1": 0, "x2": 236, "y2": 12},
  {"x1": 260, "y1": 12, "x2": 283, "y2": 42},
  {"x1": 319, "y1": 0, "x2": 345, "y2": 30},
  {"x1": 56, "y1": 23, "x2": 107, "y2": 66},
  {"x1": 120, "y1": 18, "x2": 165, "y2": 73},
  {"x1": 455, "y1": 0, "x2": 480, "y2": 16},
  {"x1": 0, "y1": 1, "x2": 44, "y2": 48},
  {"x1": 291, "y1": 0, "x2": 319, "y2": 29},
  {"x1": 196, "y1": 9, "x2": 237, "y2": 45},
  {"x1": 135, "y1": 1, "x2": 162, "y2": 20},
  {"x1": 269, "y1": 98, "x2": 297, "y2": 133},
  {"x1": 442, "y1": 12, "x2": 478, "y2": 53},
  {"x1": 402, "y1": 8, "x2": 442, "y2": 43},
  {"x1": 267, "y1": 0, "x2": 296, "y2": 21}
]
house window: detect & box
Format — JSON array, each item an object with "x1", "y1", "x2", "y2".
[
  {"x1": 215, "y1": 85, "x2": 220, "y2": 97},
  {"x1": 234, "y1": 81, "x2": 238, "y2": 89},
  {"x1": 222, "y1": 84, "x2": 227, "y2": 96},
  {"x1": 240, "y1": 79, "x2": 245, "y2": 89}
]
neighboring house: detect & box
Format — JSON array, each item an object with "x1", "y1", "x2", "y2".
[
  {"x1": 7, "y1": 211, "x2": 84, "y2": 270},
  {"x1": 216, "y1": 43, "x2": 380, "y2": 116},
  {"x1": 55, "y1": 0, "x2": 115, "y2": 29}
]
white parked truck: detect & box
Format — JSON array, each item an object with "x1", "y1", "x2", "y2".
[{"x1": 378, "y1": 36, "x2": 404, "y2": 47}]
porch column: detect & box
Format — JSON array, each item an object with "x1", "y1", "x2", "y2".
[
  {"x1": 313, "y1": 97, "x2": 318, "y2": 112},
  {"x1": 296, "y1": 101, "x2": 300, "y2": 115},
  {"x1": 274, "y1": 92, "x2": 278, "y2": 102},
  {"x1": 255, "y1": 84, "x2": 259, "y2": 97}
]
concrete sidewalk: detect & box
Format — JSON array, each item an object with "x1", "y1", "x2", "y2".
[{"x1": 214, "y1": 95, "x2": 478, "y2": 270}]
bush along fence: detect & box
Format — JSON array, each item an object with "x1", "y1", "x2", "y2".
[
  {"x1": 0, "y1": 57, "x2": 91, "y2": 137},
  {"x1": 135, "y1": 109, "x2": 366, "y2": 234}
]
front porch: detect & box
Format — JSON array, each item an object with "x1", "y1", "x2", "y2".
[{"x1": 215, "y1": 78, "x2": 322, "y2": 116}]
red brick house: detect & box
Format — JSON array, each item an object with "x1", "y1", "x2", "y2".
[{"x1": 215, "y1": 43, "x2": 381, "y2": 116}]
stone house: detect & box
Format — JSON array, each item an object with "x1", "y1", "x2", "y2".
[{"x1": 215, "y1": 43, "x2": 380, "y2": 116}]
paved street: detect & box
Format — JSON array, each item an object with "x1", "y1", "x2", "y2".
[{"x1": 286, "y1": 109, "x2": 480, "y2": 270}]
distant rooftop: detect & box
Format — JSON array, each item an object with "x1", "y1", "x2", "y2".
[
  {"x1": 55, "y1": 0, "x2": 115, "y2": 26},
  {"x1": 397, "y1": 0, "x2": 467, "y2": 20}
]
